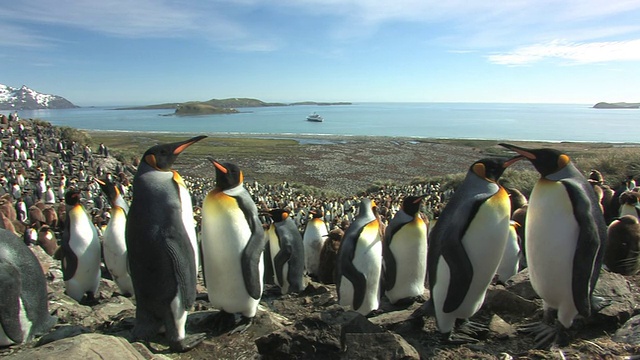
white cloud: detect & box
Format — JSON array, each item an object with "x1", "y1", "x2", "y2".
[{"x1": 487, "y1": 39, "x2": 640, "y2": 65}]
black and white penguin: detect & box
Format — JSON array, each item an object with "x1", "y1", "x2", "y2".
[
  {"x1": 126, "y1": 135, "x2": 206, "y2": 351},
  {"x1": 427, "y1": 157, "x2": 521, "y2": 342},
  {"x1": 96, "y1": 178, "x2": 133, "y2": 296},
  {"x1": 302, "y1": 208, "x2": 328, "y2": 278},
  {"x1": 0, "y1": 228, "x2": 57, "y2": 346},
  {"x1": 495, "y1": 220, "x2": 521, "y2": 284},
  {"x1": 618, "y1": 190, "x2": 640, "y2": 219},
  {"x1": 200, "y1": 159, "x2": 267, "y2": 333},
  {"x1": 61, "y1": 187, "x2": 101, "y2": 303},
  {"x1": 336, "y1": 198, "x2": 383, "y2": 315},
  {"x1": 383, "y1": 195, "x2": 429, "y2": 305},
  {"x1": 500, "y1": 143, "x2": 607, "y2": 348},
  {"x1": 266, "y1": 208, "x2": 306, "y2": 294}
]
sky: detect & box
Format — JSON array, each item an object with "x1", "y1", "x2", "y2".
[{"x1": 2, "y1": 0, "x2": 640, "y2": 106}]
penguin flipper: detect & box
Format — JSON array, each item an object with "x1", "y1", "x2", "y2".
[
  {"x1": 273, "y1": 247, "x2": 290, "y2": 287},
  {"x1": 342, "y1": 261, "x2": 367, "y2": 311},
  {"x1": 382, "y1": 239, "x2": 397, "y2": 291},
  {"x1": 60, "y1": 227, "x2": 78, "y2": 281},
  {"x1": 441, "y1": 240, "x2": 474, "y2": 313},
  {"x1": 0, "y1": 262, "x2": 25, "y2": 343},
  {"x1": 165, "y1": 229, "x2": 197, "y2": 308},
  {"x1": 241, "y1": 228, "x2": 267, "y2": 300},
  {"x1": 563, "y1": 179, "x2": 606, "y2": 316}
]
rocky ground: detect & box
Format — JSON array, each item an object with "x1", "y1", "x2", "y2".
[
  {"x1": 1, "y1": 243, "x2": 639, "y2": 360},
  {"x1": 3, "y1": 125, "x2": 640, "y2": 359}
]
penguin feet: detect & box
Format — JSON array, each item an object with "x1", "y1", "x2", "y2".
[
  {"x1": 410, "y1": 299, "x2": 435, "y2": 319},
  {"x1": 455, "y1": 319, "x2": 489, "y2": 339},
  {"x1": 591, "y1": 295, "x2": 612, "y2": 314},
  {"x1": 441, "y1": 330, "x2": 479, "y2": 344},
  {"x1": 169, "y1": 332, "x2": 206, "y2": 352},
  {"x1": 228, "y1": 316, "x2": 253, "y2": 335},
  {"x1": 518, "y1": 321, "x2": 569, "y2": 349},
  {"x1": 210, "y1": 310, "x2": 237, "y2": 335}
]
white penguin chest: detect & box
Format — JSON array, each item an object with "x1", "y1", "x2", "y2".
[{"x1": 526, "y1": 180, "x2": 579, "y2": 298}]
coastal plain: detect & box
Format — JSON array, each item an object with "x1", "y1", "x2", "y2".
[{"x1": 89, "y1": 131, "x2": 640, "y2": 196}]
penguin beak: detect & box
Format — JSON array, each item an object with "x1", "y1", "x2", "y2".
[
  {"x1": 173, "y1": 135, "x2": 207, "y2": 155},
  {"x1": 95, "y1": 178, "x2": 105, "y2": 186},
  {"x1": 413, "y1": 195, "x2": 427, "y2": 204},
  {"x1": 499, "y1": 143, "x2": 536, "y2": 160},
  {"x1": 503, "y1": 155, "x2": 526, "y2": 168},
  {"x1": 208, "y1": 158, "x2": 228, "y2": 174}
]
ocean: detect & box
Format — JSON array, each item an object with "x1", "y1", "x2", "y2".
[{"x1": 13, "y1": 102, "x2": 640, "y2": 143}]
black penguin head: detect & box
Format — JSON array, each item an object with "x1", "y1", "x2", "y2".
[
  {"x1": 64, "y1": 187, "x2": 81, "y2": 206},
  {"x1": 266, "y1": 208, "x2": 289, "y2": 222},
  {"x1": 310, "y1": 208, "x2": 324, "y2": 219},
  {"x1": 142, "y1": 135, "x2": 207, "y2": 171},
  {"x1": 401, "y1": 195, "x2": 426, "y2": 216},
  {"x1": 499, "y1": 143, "x2": 570, "y2": 177},
  {"x1": 210, "y1": 158, "x2": 243, "y2": 190},
  {"x1": 95, "y1": 178, "x2": 119, "y2": 204},
  {"x1": 470, "y1": 157, "x2": 523, "y2": 183}
]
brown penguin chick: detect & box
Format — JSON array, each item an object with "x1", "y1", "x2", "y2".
[
  {"x1": 38, "y1": 225, "x2": 59, "y2": 256},
  {"x1": 43, "y1": 206, "x2": 59, "y2": 230},
  {"x1": 589, "y1": 169, "x2": 604, "y2": 185},
  {"x1": 505, "y1": 187, "x2": 528, "y2": 216},
  {"x1": 605, "y1": 215, "x2": 640, "y2": 275},
  {"x1": 0, "y1": 194, "x2": 17, "y2": 221},
  {"x1": 317, "y1": 228, "x2": 344, "y2": 284},
  {"x1": 0, "y1": 210, "x2": 17, "y2": 234},
  {"x1": 28, "y1": 205, "x2": 46, "y2": 229}
]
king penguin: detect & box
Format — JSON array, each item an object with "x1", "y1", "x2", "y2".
[
  {"x1": 0, "y1": 228, "x2": 57, "y2": 346},
  {"x1": 96, "y1": 177, "x2": 133, "y2": 297},
  {"x1": 302, "y1": 208, "x2": 328, "y2": 278},
  {"x1": 383, "y1": 195, "x2": 429, "y2": 305},
  {"x1": 126, "y1": 135, "x2": 206, "y2": 351},
  {"x1": 500, "y1": 143, "x2": 607, "y2": 348},
  {"x1": 495, "y1": 220, "x2": 521, "y2": 284},
  {"x1": 266, "y1": 208, "x2": 306, "y2": 294},
  {"x1": 336, "y1": 198, "x2": 383, "y2": 315},
  {"x1": 426, "y1": 157, "x2": 521, "y2": 342},
  {"x1": 61, "y1": 187, "x2": 101, "y2": 303},
  {"x1": 200, "y1": 159, "x2": 267, "y2": 333}
]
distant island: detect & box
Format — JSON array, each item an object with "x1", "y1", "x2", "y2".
[
  {"x1": 117, "y1": 98, "x2": 352, "y2": 116},
  {"x1": 593, "y1": 102, "x2": 640, "y2": 109}
]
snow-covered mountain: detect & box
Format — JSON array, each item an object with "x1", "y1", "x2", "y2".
[{"x1": 0, "y1": 84, "x2": 77, "y2": 110}]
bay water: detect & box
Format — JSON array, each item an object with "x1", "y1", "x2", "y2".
[{"x1": 14, "y1": 102, "x2": 640, "y2": 143}]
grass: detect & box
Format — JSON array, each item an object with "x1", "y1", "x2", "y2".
[{"x1": 88, "y1": 130, "x2": 640, "y2": 196}]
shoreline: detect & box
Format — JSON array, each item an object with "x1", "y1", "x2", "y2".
[{"x1": 86, "y1": 129, "x2": 640, "y2": 147}]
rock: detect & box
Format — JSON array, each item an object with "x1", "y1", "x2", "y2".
[
  {"x1": 256, "y1": 314, "x2": 343, "y2": 359},
  {"x1": 93, "y1": 295, "x2": 136, "y2": 320},
  {"x1": 592, "y1": 270, "x2": 636, "y2": 325},
  {"x1": 488, "y1": 315, "x2": 516, "y2": 339},
  {"x1": 612, "y1": 314, "x2": 640, "y2": 344},
  {"x1": 484, "y1": 287, "x2": 539, "y2": 317},
  {"x1": 36, "y1": 325, "x2": 91, "y2": 346},
  {"x1": 342, "y1": 333, "x2": 420, "y2": 360},
  {"x1": 30, "y1": 244, "x2": 58, "y2": 274},
  {"x1": 504, "y1": 270, "x2": 538, "y2": 300},
  {"x1": 6, "y1": 333, "x2": 147, "y2": 360}
]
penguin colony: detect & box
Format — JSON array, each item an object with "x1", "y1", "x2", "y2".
[{"x1": 1, "y1": 115, "x2": 638, "y2": 352}]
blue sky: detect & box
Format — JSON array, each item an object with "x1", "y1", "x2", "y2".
[{"x1": 2, "y1": 0, "x2": 640, "y2": 106}]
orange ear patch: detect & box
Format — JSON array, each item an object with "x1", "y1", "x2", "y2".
[
  {"x1": 472, "y1": 162, "x2": 486, "y2": 178},
  {"x1": 145, "y1": 154, "x2": 157, "y2": 169},
  {"x1": 558, "y1": 154, "x2": 570, "y2": 169}
]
